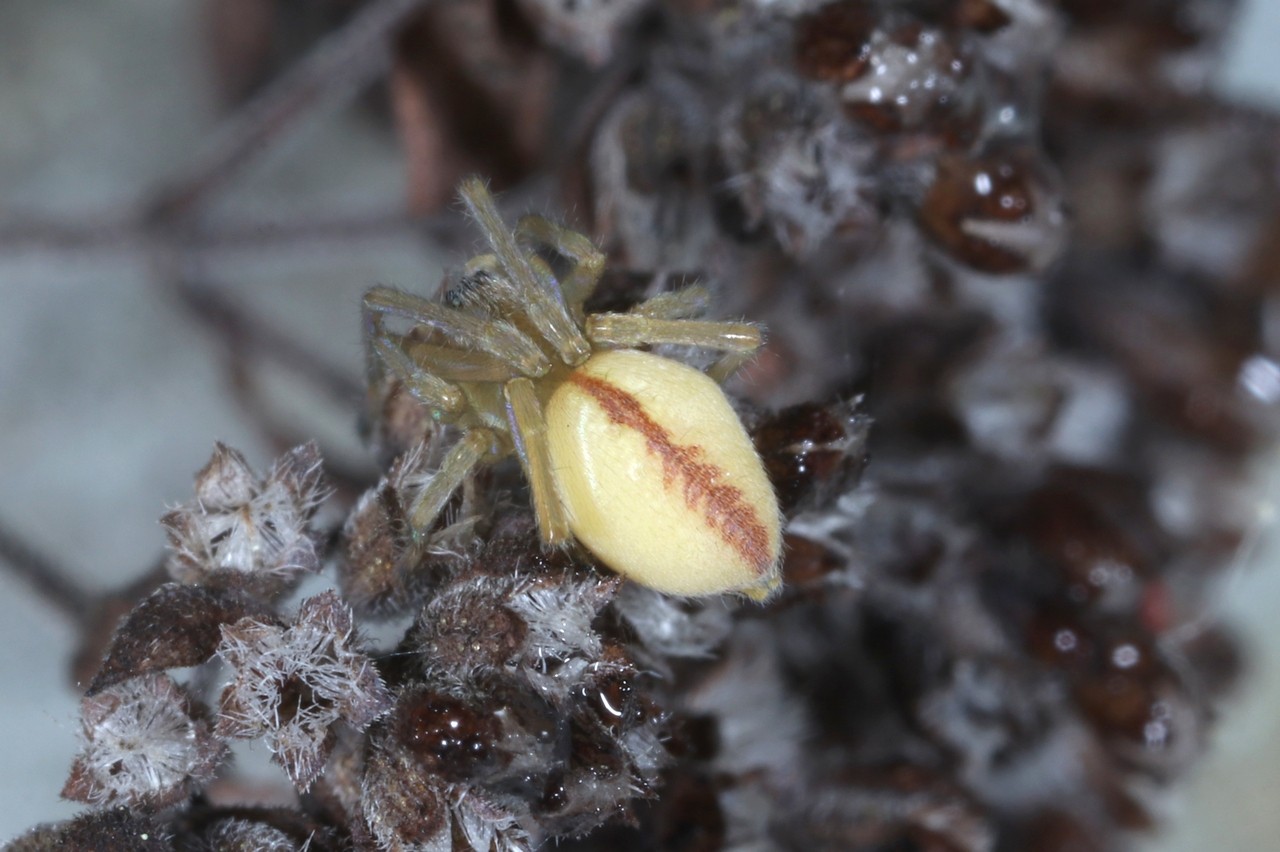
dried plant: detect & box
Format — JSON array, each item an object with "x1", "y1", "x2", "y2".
[
  {"x1": 215, "y1": 590, "x2": 393, "y2": 790},
  {"x1": 4, "y1": 0, "x2": 1278, "y2": 850}
]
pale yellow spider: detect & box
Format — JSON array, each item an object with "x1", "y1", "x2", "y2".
[{"x1": 363, "y1": 178, "x2": 781, "y2": 599}]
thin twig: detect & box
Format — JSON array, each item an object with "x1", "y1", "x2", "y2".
[
  {"x1": 0, "y1": 209, "x2": 459, "y2": 260},
  {"x1": 145, "y1": 0, "x2": 438, "y2": 223},
  {"x1": 0, "y1": 522, "x2": 94, "y2": 624},
  {"x1": 224, "y1": 355, "x2": 377, "y2": 503},
  {"x1": 167, "y1": 278, "x2": 364, "y2": 409}
]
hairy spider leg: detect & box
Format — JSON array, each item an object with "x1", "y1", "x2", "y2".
[
  {"x1": 704, "y1": 348, "x2": 761, "y2": 385},
  {"x1": 627, "y1": 284, "x2": 712, "y2": 320},
  {"x1": 515, "y1": 214, "x2": 607, "y2": 317},
  {"x1": 584, "y1": 314, "x2": 764, "y2": 383},
  {"x1": 406, "y1": 428, "x2": 499, "y2": 548},
  {"x1": 363, "y1": 286, "x2": 552, "y2": 380},
  {"x1": 459, "y1": 177, "x2": 590, "y2": 366},
  {"x1": 503, "y1": 377, "x2": 573, "y2": 545},
  {"x1": 369, "y1": 335, "x2": 467, "y2": 414}
]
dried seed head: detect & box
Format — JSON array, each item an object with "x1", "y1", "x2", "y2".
[
  {"x1": 8, "y1": 808, "x2": 171, "y2": 851},
  {"x1": 505, "y1": 573, "x2": 618, "y2": 697},
  {"x1": 516, "y1": 0, "x2": 651, "y2": 65},
  {"x1": 216, "y1": 590, "x2": 392, "y2": 790},
  {"x1": 796, "y1": 4, "x2": 983, "y2": 140},
  {"x1": 794, "y1": 1, "x2": 878, "y2": 83},
  {"x1": 752, "y1": 396, "x2": 871, "y2": 516},
  {"x1": 591, "y1": 87, "x2": 716, "y2": 268},
  {"x1": 341, "y1": 445, "x2": 473, "y2": 617},
  {"x1": 362, "y1": 725, "x2": 530, "y2": 852},
  {"x1": 394, "y1": 687, "x2": 508, "y2": 784},
  {"x1": 87, "y1": 582, "x2": 272, "y2": 695},
  {"x1": 789, "y1": 767, "x2": 995, "y2": 852},
  {"x1": 161, "y1": 442, "x2": 331, "y2": 593},
  {"x1": 360, "y1": 733, "x2": 451, "y2": 849},
  {"x1": 201, "y1": 819, "x2": 299, "y2": 852},
  {"x1": 62, "y1": 673, "x2": 227, "y2": 808},
  {"x1": 918, "y1": 148, "x2": 1067, "y2": 274},
  {"x1": 409, "y1": 575, "x2": 530, "y2": 683},
  {"x1": 611, "y1": 583, "x2": 733, "y2": 660},
  {"x1": 718, "y1": 76, "x2": 882, "y2": 256}
]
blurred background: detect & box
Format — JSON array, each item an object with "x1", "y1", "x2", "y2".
[{"x1": 1, "y1": 0, "x2": 1279, "y2": 847}]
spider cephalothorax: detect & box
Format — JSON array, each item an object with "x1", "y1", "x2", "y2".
[{"x1": 363, "y1": 178, "x2": 781, "y2": 599}]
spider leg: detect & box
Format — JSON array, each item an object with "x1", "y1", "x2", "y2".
[
  {"x1": 627, "y1": 284, "x2": 712, "y2": 320},
  {"x1": 585, "y1": 313, "x2": 763, "y2": 383},
  {"x1": 401, "y1": 340, "x2": 520, "y2": 384},
  {"x1": 585, "y1": 314, "x2": 760, "y2": 351},
  {"x1": 704, "y1": 349, "x2": 760, "y2": 385},
  {"x1": 369, "y1": 334, "x2": 467, "y2": 415},
  {"x1": 406, "y1": 428, "x2": 499, "y2": 543},
  {"x1": 515, "y1": 213, "x2": 607, "y2": 316},
  {"x1": 364, "y1": 286, "x2": 551, "y2": 377},
  {"x1": 459, "y1": 177, "x2": 591, "y2": 366},
  {"x1": 503, "y1": 378, "x2": 572, "y2": 546}
]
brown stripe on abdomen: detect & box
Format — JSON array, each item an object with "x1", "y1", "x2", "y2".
[{"x1": 568, "y1": 371, "x2": 773, "y2": 573}]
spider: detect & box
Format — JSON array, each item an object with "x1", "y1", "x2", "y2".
[{"x1": 363, "y1": 178, "x2": 781, "y2": 599}]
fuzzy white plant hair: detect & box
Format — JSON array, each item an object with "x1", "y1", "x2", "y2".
[
  {"x1": 612, "y1": 583, "x2": 734, "y2": 660},
  {"x1": 204, "y1": 818, "x2": 304, "y2": 852},
  {"x1": 161, "y1": 442, "x2": 331, "y2": 586},
  {"x1": 216, "y1": 590, "x2": 392, "y2": 789},
  {"x1": 505, "y1": 574, "x2": 618, "y2": 697},
  {"x1": 62, "y1": 673, "x2": 227, "y2": 808}
]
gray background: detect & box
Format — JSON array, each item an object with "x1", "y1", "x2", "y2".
[{"x1": 1, "y1": 1, "x2": 1279, "y2": 847}]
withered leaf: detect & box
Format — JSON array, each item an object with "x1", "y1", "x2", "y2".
[{"x1": 87, "y1": 583, "x2": 276, "y2": 695}]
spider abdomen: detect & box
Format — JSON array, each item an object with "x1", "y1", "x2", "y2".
[{"x1": 545, "y1": 350, "x2": 782, "y2": 598}]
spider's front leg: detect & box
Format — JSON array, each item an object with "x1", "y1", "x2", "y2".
[
  {"x1": 459, "y1": 179, "x2": 591, "y2": 366},
  {"x1": 628, "y1": 284, "x2": 712, "y2": 320},
  {"x1": 584, "y1": 313, "x2": 764, "y2": 383},
  {"x1": 514, "y1": 214, "x2": 607, "y2": 317},
  {"x1": 503, "y1": 378, "x2": 572, "y2": 547},
  {"x1": 363, "y1": 286, "x2": 552, "y2": 381}
]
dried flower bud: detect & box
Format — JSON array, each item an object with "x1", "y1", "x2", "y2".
[
  {"x1": 199, "y1": 819, "x2": 300, "y2": 852},
  {"x1": 216, "y1": 590, "x2": 392, "y2": 789},
  {"x1": 516, "y1": 0, "x2": 650, "y2": 65},
  {"x1": 341, "y1": 445, "x2": 472, "y2": 617},
  {"x1": 7, "y1": 808, "x2": 172, "y2": 851},
  {"x1": 718, "y1": 76, "x2": 882, "y2": 256},
  {"x1": 752, "y1": 396, "x2": 870, "y2": 516},
  {"x1": 918, "y1": 148, "x2": 1066, "y2": 273},
  {"x1": 362, "y1": 726, "x2": 530, "y2": 852},
  {"x1": 63, "y1": 673, "x2": 227, "y2": 808},
  {"x1": 409, "y1": 576, "x2": 530, "y2": 682},
  {"x1": 161, "y1": 442, "x2": 330, "y2": 593}
]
